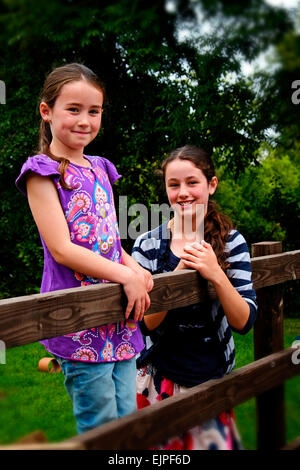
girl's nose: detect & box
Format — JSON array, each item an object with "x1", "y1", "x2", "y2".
[
  {"x1": 78, "y1": 113, "x2": 90, "y2": 126},
  {"x1": 178, "y1": 184, "x2": 189, "y2": 198}
]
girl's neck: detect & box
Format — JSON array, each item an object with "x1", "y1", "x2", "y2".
[
  {"x1": 169, "y1": 228, "x2": 197, "y2": 258},
  {"x1": 168, "y1": 214, "x2": 204, "y2": 243},
  {"x1": 49, "y1": 143, "x2": 90, "y2": 167}
]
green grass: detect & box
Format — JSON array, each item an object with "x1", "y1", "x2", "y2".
[
  {"x1": 0, "y1": 342, "x2": 76, "y2": 444},
  {"x1": 0, "y1": 318, "x2": 299, "y2": 447}
]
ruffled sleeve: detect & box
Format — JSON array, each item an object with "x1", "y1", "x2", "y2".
[
  {"x1": 15, "y1": 154, "x2": 60, "y2": 196},
  {"x1": 99, "y1": 157, "x2": 122, "y2": 185}
]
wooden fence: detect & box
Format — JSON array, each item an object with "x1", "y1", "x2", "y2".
[{"x1": 0, "y1": 241, "x2": 300, "y2": 450}]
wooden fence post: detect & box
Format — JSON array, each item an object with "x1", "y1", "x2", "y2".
[{"x1": 251, "y1": 241, "x2": 285, "y2": 450}]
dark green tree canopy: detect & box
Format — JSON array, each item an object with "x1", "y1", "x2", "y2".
[{"x1": 0, "y1": 0, "x2": 296, "y2": 297}]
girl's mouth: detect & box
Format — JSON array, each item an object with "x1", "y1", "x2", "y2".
[
  {"x1": 72, "y1": 131, "x2": 90, "y2": 135},
  {"x1": 177, "y1": 201, "x2": 194, "y2": 206}
]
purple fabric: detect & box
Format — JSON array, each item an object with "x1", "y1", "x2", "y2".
[{"x1": 16, "y1": 154, "x2": 144, "y2": 362}]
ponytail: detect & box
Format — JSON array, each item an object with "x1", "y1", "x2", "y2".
[
  {"x1": 204, "y1": 200, "x2": 233, "y2": 271},
  {"x1": 38, "y1": 120, "x2": 72, "y2": 190}
]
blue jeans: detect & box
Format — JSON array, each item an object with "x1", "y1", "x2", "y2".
[{"x1": 55, "y1": 356, "x2": 137, "y2": 434}]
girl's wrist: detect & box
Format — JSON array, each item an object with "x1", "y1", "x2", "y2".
[
  {"x1": 118, "y1": 265, "x2": 134, "y2": 285},
  {"x1": 208, "y1": 266, "x2": 226, "y2": 287},
  {"x1": 131, "y1": 264, "x2": 144, "y2": 274}
]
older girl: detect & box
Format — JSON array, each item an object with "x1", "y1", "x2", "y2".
[{"x1": 132, "y1": 145, "x2": 257, "y2": 450}]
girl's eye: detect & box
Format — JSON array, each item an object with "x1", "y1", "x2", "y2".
[
  {"x1": 189, "y1": 181, "x2": 197, "y2": 185},
  {"x1": 89, "y1": 109, "x2": 100, "y2": 115},
  {"x1": 68, "y1": 107, "x2": 78, "y2": 113}
]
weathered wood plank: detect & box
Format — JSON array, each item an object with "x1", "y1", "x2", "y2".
[
  {"x1": 68, "y1": 348, "x2": 300, "y2": 450},
  {"x1": 0, "y1": 441, "x2": 85, "y2": 450},
  {"x1": 0, "y1": 282, "x2": 124, "y2": 348},
  {"x1": 251, "y1": 249, "x2": 300, "y2": 289},
  {"x1": 1, "y1": 250, "x2": 300, "y2": 349},
  {"x1": 0, "y1": 270, "x2": 207, "y2": 348}
]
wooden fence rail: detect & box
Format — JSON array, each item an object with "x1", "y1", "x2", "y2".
[
  {"x1": 1, "y1": 248, "x2": 300, "y2": 349},
  {"x1": 0, "y1": 242, "x2": 300, "y2": 450}
]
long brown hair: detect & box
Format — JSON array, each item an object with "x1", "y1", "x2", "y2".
[
  {"x1": 37, "y1": 63, "x2": 106, "y2": 189},
  {"x1": 161, "y1": 145, "x2": 233, "y2": 271}
]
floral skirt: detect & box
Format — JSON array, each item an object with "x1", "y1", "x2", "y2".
[{"x1": 136, "y1": 365, "x2": 243, "y2": 450}]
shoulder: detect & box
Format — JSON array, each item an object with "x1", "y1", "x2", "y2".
[
  {"x1": 133, "y1": 222, "x2": 169, "y2": 251},
  {"x1": 87, "y1": 155, "x2": 121, "y2": 185},
  {"x1": 224, "y1": 230, "x2": 257, "y2": 331},
  {"x1": 225, "y1": 229, "x2": 250, "y2": 258},
  {"x1": 23, "y1": 154, "x2": 59, "y2": 174},
  {"x1": 15, "y1": 154, "x2": 60, "y2": 196},
  {"x1": 225, "y1": 229, "x2": 253, "y2": 277},
  {"x1": 132, "y1": 222, "x2": 169, "y2": 272}
]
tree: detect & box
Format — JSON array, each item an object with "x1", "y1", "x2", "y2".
[
  {"x1": 0, "y1": 0, "x2": 294, "y2": 297},
  {"x1": 215, "y1": 142, "x2": 300, "y2": 318},
  {"x1": 215, "y1": 145, "x2": 300, "y2": 250},
  {"x1": 251, "y1": 10, "x2": 300, "y2": 148}
]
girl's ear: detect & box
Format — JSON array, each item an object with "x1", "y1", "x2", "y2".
[
  {"x1": 208, "y1": 176, "x2": 218, "y2": 195},
  {"x1": 40, "y1": 102, "x2": 52, "y2": 122}
]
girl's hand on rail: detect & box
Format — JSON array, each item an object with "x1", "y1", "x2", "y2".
[
  {"x1": 120, "y1": 248, "x2": 154, "y2": 293},
  {"x1": 131, "y1": 265, "x2": 154, "y2": 293},
  {"x1": 181, "y1": 240, "x2": 222, "y2": 282},
  {"x1": 122, "y1": 274, "x2": 151, "y2": 323}
]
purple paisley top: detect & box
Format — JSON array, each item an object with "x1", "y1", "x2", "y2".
[{"x1": 16, "y1": 154, "x2": 144, "y2": 363}]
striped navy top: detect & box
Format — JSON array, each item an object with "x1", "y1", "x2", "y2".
[{"x1": 132, "y1": 222, "x2": 257, "y2": 387}]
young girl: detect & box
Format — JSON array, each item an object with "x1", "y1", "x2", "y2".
[
  {"x1": 15, "y1": 63, "x2": 153, "y2": 434},
  {"x1": 132, "y1": 145, "x2": 257, "y2": 450}
]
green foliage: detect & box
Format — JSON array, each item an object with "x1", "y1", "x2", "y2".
[
  {"x1": 215, "y1": 146, "x2": 300, "y2": 318},
  {"x1": 250, "y1": 16, "x2": 300, "y2": 147},
  {"x1": 0, "y1": 0, "x2": 297, "y2": 298},
  {"x1": 215, "y1": 146, "x2": 300, "y2": 250}
]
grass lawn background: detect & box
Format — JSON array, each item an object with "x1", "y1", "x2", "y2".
[{"x1": 0, "y1": 318, "x2": 299, "y2": 449}]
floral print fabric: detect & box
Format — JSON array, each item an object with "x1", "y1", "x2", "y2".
[
  {"x1": 16, "y1": 154, "x2": 144, "y2": 363},
  {"x1": 137, "y1": 364, "x2": 243, "y2": 450}
]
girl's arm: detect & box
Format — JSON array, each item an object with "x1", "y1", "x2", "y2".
[
  {"x1": 121, "y1": 248, "x2": 154, "y2": 292},
  {"x1": 181, "y1": 241, "x2": 250, "y2": 331},
  {"x1": 26, "y1": 173, "x2": 150, "y2": 322},
  {"x1": 143, "y1": 311, "x2": 168, "y2": 331}
]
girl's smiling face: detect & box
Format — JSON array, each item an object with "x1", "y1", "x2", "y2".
[
  {"x1": 165, "y1": 158, "x2": 218, "y2": 218},
  {"x1": 40, "y1": 80, "x2": 103, "y2": 158}
]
